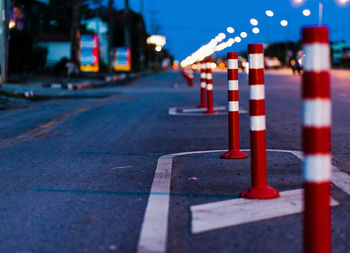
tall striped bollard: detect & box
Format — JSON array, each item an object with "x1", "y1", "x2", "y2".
[
  {"x1": 302, "y1": 26, "x2": 331, "y2": 253},
  {"x1": 198, "y1": 60, "x2": 207, "y2": 108},
  {"x1": 241, "y1": 44, "x2": 279, "y2": 199},
  {"x1": 205, "y1": 58, "x2": 217, "y2": 114},
  {"x1": 221, "y1": 52, "x2": 248, "y2": 159}
]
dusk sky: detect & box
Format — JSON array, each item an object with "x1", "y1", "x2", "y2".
[{"x1": 112, "y1": 0, "x2": 350, "y2": 61}]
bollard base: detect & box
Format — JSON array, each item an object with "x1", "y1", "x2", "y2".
[
  {"x1": 241, "y1": 185, "x2": 280, "y2": 199},
  {"x1": 204, "y1": 109, "x2": 217, "y2": 114},
  {"x1": 197, "y1": 104, "x2": 207, "y2": 108},
  {"x1": 220, "y1": 150, "x2": 248, "y2": 159}
]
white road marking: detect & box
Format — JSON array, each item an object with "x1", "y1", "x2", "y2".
[
  {"x1": 190, "y1": 189, "x2": 339, "y2": 234},
  {"x1": 137, "y1": 156, "x2": 173, "y2": 253},
  {"x1": 168, "y1": 106, "x2": 248, "y2": 116},
  {"x1": 182, "y1": 106, "x2": 226, "y2": 113},
  {"x1": 137, "y1": 149, "x2": 350, "y2": 253}
]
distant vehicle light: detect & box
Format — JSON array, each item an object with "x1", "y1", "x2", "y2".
[{"x1": 9, "y1": 20, "x2": 15, "y2": 29}]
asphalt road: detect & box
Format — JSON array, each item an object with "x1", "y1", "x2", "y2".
[{"x1": 0, "y1": 69, "x2": 349, "y2": 253}]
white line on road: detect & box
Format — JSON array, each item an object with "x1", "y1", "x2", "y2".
[
  {"x1": 182, "y1": 106, "x2": 226, "y2": 113},
  {"x1": 137, "y1": 156, "x2": 173, "y2": 253},
  {"x1": 190, "y1": 189, "x2": 339, "y2": 234},
  {"x1": 168, "y1": 106, "x2": 248, "y2": 116},
  {"x1": 137, "y1": 149, "x2": 350, "y2": 253}
]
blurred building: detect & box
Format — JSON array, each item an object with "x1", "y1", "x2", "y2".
[
  {"x1": 36, "y1": 34, "x2": 70, "y2": 68},
  {"x1": 332, "y1": 41, "x2": 350, "y2": 67}
]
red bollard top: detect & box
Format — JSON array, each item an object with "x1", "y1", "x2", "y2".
[
  {"x1": 302, "y1": 25, "x2": 329, "y2": 44},
  {"x1": 227, "y1": 52, "x2": 238, "y2": 59},
  {"x1": 248, "y1": 44, "x2": 264, "y2": 54}
]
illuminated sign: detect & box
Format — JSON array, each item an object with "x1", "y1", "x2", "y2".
[
  {"x1": 80, "y1": 34, "x2": 99, "y2": 72},
  {"x1": 114, "y1": 47, "x2": 131, "y2": 72}
]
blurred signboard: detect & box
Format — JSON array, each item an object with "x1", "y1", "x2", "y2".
[
  {"x1": 113, "y1": 47, "x2": 131, "y2": 72},
  {"x1": 80, "y1": 34, "x2": 99, "y2": 72}
]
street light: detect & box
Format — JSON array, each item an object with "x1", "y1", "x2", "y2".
[
  {"x1": 265, "y1": 10, "x2": 274, "y2": 17},
  {"x1": 250, "y1": 18, "x2": 258, "y2": 26},
  {"x1": 280, "y1": 20, "x2": 288, "y2": 27},
  {"x1": 227, "y1": 27, "x2": 235, "y2": 34},
  {"x1": 240, "y1": 32, "x2": 248, "y2": 38},
  {"x1": 234, "y1": 36, "x2": 242, "y2": 43},
  {"x1": 252, "y1": 27, "x2": 260, "y2": 34},
  {"x1": 302, "y1": 9, "x2": 311, "y2": 16},
  {"x1": 218, "y1": 33, "x2": 226, "y2": 40},
  {"x1": 336, "y1": 0, "x2": 349, "y2": 5}
]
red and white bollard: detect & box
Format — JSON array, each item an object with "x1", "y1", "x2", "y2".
[
  {"x1": 198, "y1": 60, "x2": 207, "y2": 108},
  {"x1": 302, "y1": 26, "x2": 331, "y2": 253},
  {"x1": 241, "y1": 44, "x2": 279, "y2": 199},
  {"x1": 221, "y1": 52, "x2": 248, "y2": 159},
  {"x1": 181, "y1": 66, "x2": 194, "y2": 87},
  {"x1": 205, "y1": 58, "x2": 217, "y2": 114}
]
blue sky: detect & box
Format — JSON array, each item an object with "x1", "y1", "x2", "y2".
[{"x1": 111, "y1": 0, "x2": 350, "y2": 61}]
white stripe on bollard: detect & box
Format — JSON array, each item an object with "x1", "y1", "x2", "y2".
[
  {"x1": 248, "y1": 54, "x2": 264, "y2": 69},
  {"x1": 303, "y1": 155, "x2": 331, "y2": 182},
  {"x1": 228, "y1": 59, "x2": 238, "y2": 69},
  {"x1": 250, "y1": 116, "x2": 266, "y2": 131},
  {"x1": 250, "y1": 85, "x2": 265, "y2": 100},
  {"x1": 303, "y1": 100, "x2": 331, "y2": 127},
  {"x1": 228, "y1": 101, "x2": 239, "y2": 112},
  {"x1": 303, "y1": 44, "x2": 330, "y2": 71},
  {"x1": 228, "y1": 80, "x2": 239, "y2": 90}
]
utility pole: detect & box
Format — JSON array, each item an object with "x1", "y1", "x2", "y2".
[
  {"x1": 139, "y1": 0, "x2": 145, "y2": 71},
  {"x1": 124, "y1": 0, "x2": 131, "y2": 71},
  {"x1": 0, "y1": 0, "x2": 10, "y2": 85},
  {"x1": 124, "y1": 0, "x2": 131, "y2": 47},
  {"x1": 108, "y1": 0, "x2": 114, "y2": 72},
  {"x1": 71, "y1": 0, "x2": 81, "y2": 72}
]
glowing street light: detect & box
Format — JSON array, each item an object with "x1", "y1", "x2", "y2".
[
  {"x1": 280, "y1": 20, "x2": 288, "y2": 27},
  {"x1": 302, "y1": 9, "x2": 311, "y2": 16},
  {"x1": 293, "y1": 0, "x2": 304, "y2": 4},
  {"x1": 250, "y1": 18, "x2": 258, "y2": 26},
  {"x1": 227, "y1": 27, "x2": 235, "y2": 34},
  {"x1": 234, "y1": 36, "x2": 242, "y2": 43},
  {"x1": 155, "y1": 46, "x2": 162, "y2": 52},
  {"x1": 252, "y1": 27, "x2": 260, "y2": 34},
  {"x1": 336, "y1": 0, "x2": 349, "y2": 5},
  {"x1": 265, "y1": 10, "x2": 274, "y2": 17},
  {"x1": 228, "y1": 38, "x2": 235, "y2": 45},
  {"x1": 218, "y1": 33, "x2": 226, "y2": 40},
  {"x1": 240, "y1": 32, "x2": 248, "y2": 38}
]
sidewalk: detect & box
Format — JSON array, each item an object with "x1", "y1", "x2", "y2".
[{"x1": 0, "y1": 72, "x2": 146, "y2": 101}]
